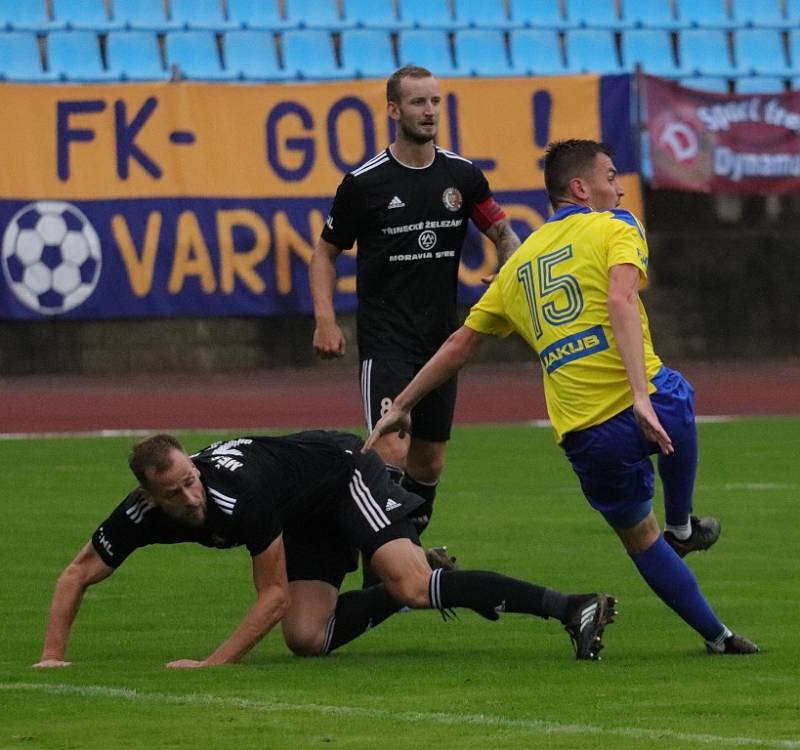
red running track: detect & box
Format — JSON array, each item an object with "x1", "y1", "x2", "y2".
[{"x1": 1, "y1": 360, "x2": 798, "y2": 435}]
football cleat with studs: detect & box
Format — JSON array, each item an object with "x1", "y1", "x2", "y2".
[
  {"x1": 664, "y1": 515, "x2": 721, "y2": 558},
  {"x1": 564, "y1": 594, "x2": 617, "y2": 661},
  {"x1": 425, "y1": 546, "x2": 458, "y2": 571},
  {"x1": 706, "y1": 633, "x2": 760, "y2": 655}
]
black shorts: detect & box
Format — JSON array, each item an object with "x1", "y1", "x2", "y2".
[
  {"x1": 359, "y1": 358, "x2": 457, "y2": 442},
  {"x1": 283, "y1": 521, "x2": 359, "y2": 589},
  {"x1": 283, "y1": 449, "x2": 423, "y2": 587}
]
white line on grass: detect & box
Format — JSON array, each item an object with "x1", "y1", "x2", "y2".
[
  {"x1": 2, "y1": 414, "x2": 796, "y2": 440},
  {"x1": 2, "y1": 682, "x2": 798, "y2": 749}
]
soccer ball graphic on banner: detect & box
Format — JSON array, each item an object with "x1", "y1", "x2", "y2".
[{"x1": 2, "y1": 201, "x2": 102, "y2": 316}]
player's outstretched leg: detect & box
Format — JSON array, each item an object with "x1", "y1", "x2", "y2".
[{"x1": 429, "y1": 569, "x2": 617, "y2": 661}]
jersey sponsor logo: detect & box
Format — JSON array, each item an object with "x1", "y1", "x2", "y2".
[
  {"x1": 418, "y1": 230, "x2": 437, "y2": 251},
  {"x1": 539, "y1": 325, "x2": 609, "y2": 374},
  {"x1": 387, "y1": 195, "x2": 405, "y2": 209},
  {"x1": 384, "y1": 497, "x2": 402, "y2": 512},
  {"x1": 96, "y1": 526, "x2": 114, "y2": 557},
  {"x1": 204, "y1": 438, "x2": 252, "y2": 472},
  {"x1": 381, "y1": 219, "x2": 462, "y2": 236},
  {"x1": 442, "y1": 187, "x2": 463, "y2": 212},
  {"x1": 388, "y1": 250, "x2": 455, "y2": 262},
  {"x1": 389, "y1": 251, "x2": 432, "y2": 262}
]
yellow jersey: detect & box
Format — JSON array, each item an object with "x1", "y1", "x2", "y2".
[{"x1": 465, "y1": 205, "x2": 663, "y2": 443}]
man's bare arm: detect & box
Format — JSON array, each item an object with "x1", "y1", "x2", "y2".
[
  {"x1": 484, "y1": 218, "x2": 521, "y2": 267},
  {"x1": 166, "y1": 535, "x2": 290, "y2": 668},
  {"x1": 34, "y1": 542, "x2": 115, "y2": 667},
  {"x1": 310, "y1": 238, "x2": 346, "y2": 359},
  {"x1": 608, "y1": 263, "x2": 673, "y2": 455},
  {"x1": 480, "y1": 218, "x2": 521, "y2": 284}
]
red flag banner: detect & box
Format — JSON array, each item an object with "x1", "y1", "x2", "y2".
[{"x1": 644, "y1": 75, "x2": 800, "y2": 194}]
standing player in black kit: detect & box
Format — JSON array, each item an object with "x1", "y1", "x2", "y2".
[{"x1": 311, "y1": 66, "x2": 520, "y2": 548}]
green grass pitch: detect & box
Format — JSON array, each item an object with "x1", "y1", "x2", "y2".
[{"x1": 1, "y1": 419, "x2": 798, "y2": 749}]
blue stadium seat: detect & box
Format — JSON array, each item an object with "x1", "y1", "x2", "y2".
[
  {"x1": 107, "y1": 30, "x2": 169, "y2": 79},
  {"x1": 0, "y1": 31, "x2": 59, "y2": 80},
  {"x1": 0, "y1": 0, "x2": 57, "y2": 31},
  {"x1": 788, "y1": 30, "x2": 800, "y2": 74},
  {"x1": 734, "y1": 76, "x2": 787, "y2": 94},
  {"x1": 791, "y1": 76, "x2": 800, "y2": 91},
  {"x1": 47, "y1": 30, "x2": 117, "y2": 81},
  {"x1": 678, "y1": 29, "x2": 737, "y2": 77},
  {"x1": 112, "y1": 0, "x2": 177, "y2": 31},
  {"x1": 679, "y1": 76, "x2": 730, "y2": 93},
  {"x1": 621, "y1": 29, "x2": 683, "y2": 77},
  {"x1": 284, "y1": 0, "x2": 351, "y2": 30},
  {"x1": 224, "y1": 30, "x2": 293, "y2": 81},
  {"x1": 674, "y1": 0, "x2": 736, "y2": 28},
  {"x1": 733, "y1": 29, "x2": 789, "y2": 77},
  {"x1": 730, "y1": 0, "x2": 790, "y2": 29},
  {"x1": 165, "y1": 30, "x2": 238, "y2": 80},
  {"x1": 52, "y1": 0, "x2": 121, "y2": 31},
  {"x1": 563, "y1": 0, "x2": 624, "y2": 29},
  {"x1": 397, "y1": 29, "x2": 462, "y2": 75},
  {"x1": 454, "y1": 29, "x2": 513, "y2": 77},
  {"x1": 170, "y1": 0, "x2": 235, "y2": 31},
  {"x1": 226, "y1": 0, "x2": 288, "y2": 30},
  {"x1": 788, "y1": 0, "x2": 800, "y2": 25},
  {"x1": 397, "y1": 0, "x2": 460, "y2": 30},
  {"x1": 454, "y1": 0, "x2": 515, "y2": 30},
  {"x1": 565, "y1": 29, "x2": 623, "y2": 74},
  {"x1": 620, "y1": 0, "x2": 681, "y2": 30},
  {"x1": 509, "y1": 28, "x2": 567, "y2": 75},
  {"x1": 282, "y1": 29, "x2": 353, "y2": 79},
  {"x1": 340, "y1": 29, "x2": 396, "y2": 78},
  {"x1": 508, "y1": 0, "x2": 567, "y2": 29},
  {"x1": 343, "y1": 0, "x2": 406, "y2": 29}
]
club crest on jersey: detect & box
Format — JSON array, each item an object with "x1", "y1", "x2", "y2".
[
  {"x1": 442, "y1": 187, "x2": 462, "y2": 212},
  {"x1": 418, "y1": 230, "x2": 437, "y2": 250}
]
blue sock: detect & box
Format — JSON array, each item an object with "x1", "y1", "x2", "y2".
[
  {"x1": 630, "y1": 536, "x2": 724, "y2": 641},
  {"x1": 658, "y1": 428, "x2": 698, "y2": 527}
]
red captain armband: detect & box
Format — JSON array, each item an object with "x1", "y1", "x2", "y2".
[{"x1": 470, "y1": 197, "x2": 506, "y2": 232}]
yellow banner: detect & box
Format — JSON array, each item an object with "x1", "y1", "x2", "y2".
[{"x1": 0, "y1": 76, "x2": 636, "y2": 208}]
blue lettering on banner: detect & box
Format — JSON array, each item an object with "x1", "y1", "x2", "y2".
[
  {"x1": 539, "y1": 325, "x2": 609, "y2": 374},
  {"x1": 266, "y1": 102, "x2": 315, "y2": 181},
  {"x1": 327, "y1": 97, "x2": 375, "y2": 173},
  {"x1": 57, "y1": 99, "x2": 107, "y2": 181},
  {"x1": 114, "y1": 97, "x2": 162, "y2": 180}
]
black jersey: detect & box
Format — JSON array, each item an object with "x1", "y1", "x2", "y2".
[
  {"x1": 91, "y1": 431, "x2": 363, "y2": 568},
  {"x1": 321, "y1": 146, "x2": 495, "y2": 363}
]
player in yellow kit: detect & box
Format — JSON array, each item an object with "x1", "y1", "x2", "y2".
[{"x1": 366, "y1": 139, "x2": 758, "y2": 655}]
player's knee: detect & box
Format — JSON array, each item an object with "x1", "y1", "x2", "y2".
[
  {"x1": 407, "y1": 444, "x2": 446, "y2": 482},
  {"x1": 282, "y1": 623, "x2": 327, "y2": 657},
  {"x1": 284, "y1": 633, "x2": 325, "y2": 656}
]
